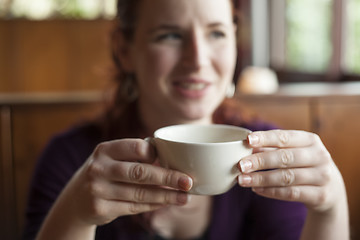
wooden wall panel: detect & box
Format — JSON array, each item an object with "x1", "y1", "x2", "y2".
[
  {"x1": 235, "y1": 95, "x2": 312, "y2": 131},
  {"x1": 317, "y1": 98, "x2": 360, "y2": 239},
  {"x1": 0, "y1": 22, "x2": 10, "y2": 88},
  {"x1": 0, "y1": 106, "x2": 16, "y2": 240},
  {"x1": 0, "y1": 20, "x2": 112, "y2": 93},
  {"x1": 0, "y1": 107, "x2": 6, "y2": 239},
  {"x1": 11, "y1": 102, "x2": 101, "y2": 238},
  {"x1": 66, "y1": 21, "x2": 113, "y2": 92},
  {"x1": 11, "y1": 21, "x2": 69, "y2": 92}
]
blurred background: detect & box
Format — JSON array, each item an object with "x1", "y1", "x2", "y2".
[{"x1": 0, "y1": 0, "x2": 360, "y2": 239}]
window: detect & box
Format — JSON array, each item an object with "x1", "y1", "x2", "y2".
[
  {"x1": 252, "y1": 0, "x2": 360, "y2": 82},
  {"x1": 285, "y1": 0, "x2": 332, "y2": 73},
  {"x1": 0, "y1": 0, "x2": 116, "y2": 20},
  {"x1": 344, "y1": 0, "x2": 360, "y2": 75}
]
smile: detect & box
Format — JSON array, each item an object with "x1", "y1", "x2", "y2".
[
  {"x1": 173, "y1": 78, "x2": 211, "y2": 99},
  {"x1": 177, "y1": 82, "x2": 208, "y2": 90}
]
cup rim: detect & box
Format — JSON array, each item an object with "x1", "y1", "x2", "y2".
[{"x1": 153, "y1": 124, "x2": 252, "y2": 145}]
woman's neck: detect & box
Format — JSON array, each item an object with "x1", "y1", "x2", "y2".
[{"x1": 138, "y1": 103, "x2": 213, "y2": 135}]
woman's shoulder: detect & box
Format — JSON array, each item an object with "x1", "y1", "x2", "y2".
[
  {"x1": 48, "y1": 121, "x2": 103, "y2": 151},
  {"x1": 53, "y1": 121, "x2": 103, "y2": 143},
  {"x1": 37, "y1": 121, "x2": 103, "y2": 170}
]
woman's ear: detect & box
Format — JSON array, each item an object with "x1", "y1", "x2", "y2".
[{"x1": 233, "y1": 22, "x2": 237, "y2": 35}]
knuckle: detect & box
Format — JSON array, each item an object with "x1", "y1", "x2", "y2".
[
  {"x1": 162, "y1": 170, "x2": 174, "y2": 187},
  {"x1": 86, "y1": 161, "x2": 104, "y2": 180},
  {"x1": 277, "y1": 130, "x2": 290, "y2": 146},
  {"x1": 280, "y1": 149, "x2": 294, "y2": 167},
  {"x1": 320, "y1": 165, "x2": 332, "y2": 184},
  {"x1": 163, "y1": 191, "x2": 172, "y2": 204},
  {"x1": 316, "y1": 188, "x2": 329, "y2": 206},
  {"x1": 318, "y1": 148, "x2": 332, "y2": 163},
  {"x1": 282, "y1": 169, "x2": 295, "y2": 186},
  {"x1": 88, "y1": 182, "x2": 102, "y2": 197},
  {"x1": 253, "y1": 173, "x2": 264, "y2": 186},
  {"x1": 311, "y1": 132, "x2": 321, "y2": 143},
  {"x1": 287, "y1": 187, "x2": 301, "y2": 201},
  {"x1": 128, "y1": 202, "x2": 142, "y2": 214},
  {"x1": 89, "y1": 198, "x2": 106, "y2": 218},
  {"x1": 253, "y1": 154, "x2": 265, "y2": 169},
  {"x1": 93, "y1": 142, "x2": 107, "y2": 158},
  {"x1": 309, "y1": 132, "x2": 325, "y2": 148},
  {"x1": 129, "y1": 140, "x2": 146, "y2": 158},
  {"x1": 134, "y1": 187, "x2": 147, "y2": 202},
  {"x1": 255, "y1": 132, "x2": 265, "y2": 145},
  {"x1": 128, "y1": 163, "x2": 148, "y2": 182}
]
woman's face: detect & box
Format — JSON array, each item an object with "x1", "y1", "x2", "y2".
[{"x1": 126, "y1": 0, "x2": 237, "y2": 127}]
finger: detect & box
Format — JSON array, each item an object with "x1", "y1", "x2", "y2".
[
  {"x1": 102, "y1": 200, "x2": 167, "y2": 217},
  {"x1": 95, "y1": 182, "x2": 190, "y2": 206},
  {"x1": 94, "y1": 139, "x2": 156, "y2": 164},
  {"x1": 238, "y1": 166, "x2": 330, "y2": 188},
  {"x1": 122, "y1": 202, "x2": 166, "y2": 215},
  {"x1": 239, "y1": 147, "x2": 325, "y2": 173},
  {"x1": 105, "y1": 161, "x2": 193, "y2": 191},
  {"x1": 251, "y1": 185, "x2": 330, "y2": 209},
  {"x1": 252, "y1": 147, "x2": 278, "y2": 154},
  {"x1": 248, "y1": 130, "x2": 319, "y2": 148}
]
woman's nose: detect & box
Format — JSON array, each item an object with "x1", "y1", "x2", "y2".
[{"x1": 181, "y1": 33, "x2": 210, "y2": 70}]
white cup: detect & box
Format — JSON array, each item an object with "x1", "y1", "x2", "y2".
[{"x1": 150, "y1": 124, "x2": 253, "y2": 195}]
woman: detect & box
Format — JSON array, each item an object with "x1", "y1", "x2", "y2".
[{"x1": 23, "y1": 0, "x2": 349, "y2": 239}]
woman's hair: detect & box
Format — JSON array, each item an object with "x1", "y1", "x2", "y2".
[
  {"x1": 110, "y1": 0, "x2": 141, "y2": 108},
  {"x1": 100, "y1": 0, "x2": 143, "y2": 141}
]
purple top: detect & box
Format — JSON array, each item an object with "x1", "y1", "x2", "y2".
[{"x1": 22, "y1": 118, "x2": 307, "y2": 240}]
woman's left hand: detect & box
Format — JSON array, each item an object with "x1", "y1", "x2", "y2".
[{"x1": 238, "y1": 129, "x2": 346, "y2": 213}]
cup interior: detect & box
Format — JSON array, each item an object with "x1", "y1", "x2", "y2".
[{"x1": 154, "y1": 124, "x2": 250, "y2": 144}]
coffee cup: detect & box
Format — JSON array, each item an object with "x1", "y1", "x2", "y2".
[{"x1": 148, "y1": 124, "x2": 253, "y2": 195}]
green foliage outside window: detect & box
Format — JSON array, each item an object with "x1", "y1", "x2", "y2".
[
  {"x1": 286, "y1": 0, "x2": 332, "y2": 73},
  {"x1": 345, "y1": 0, "x2": 360, "y2": 74},
  {"x1": 286, "y1": 0, "x2": 360, "y2": 75},
  {"x1": 0, "y1": 0, "x2": 116, "y2": 19}
]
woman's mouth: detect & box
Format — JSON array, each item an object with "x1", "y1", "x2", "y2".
[
  {"x1": 177, "y1": 82, "x2": 208, "y2": 90},
  {"x1": 173, "y1": 78, "x2": 211, "y2": 99}
]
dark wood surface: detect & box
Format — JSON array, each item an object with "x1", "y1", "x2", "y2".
[
  {"x1": 0, "y1": 20, "x2": 113, "y2": 93},
  {"x1": 0, "y1": 94, "x2": 102, "y2": 240},
  {"x1": 317, "y1": 98, "x2": 360, "y2": 239}
]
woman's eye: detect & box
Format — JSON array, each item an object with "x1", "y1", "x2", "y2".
[
  {"x1": 210, "y1": 30, "x2": 226, "y2": 39},
  {"x1": 155, "y1": 33, "x2": 182, "y2": 42}
]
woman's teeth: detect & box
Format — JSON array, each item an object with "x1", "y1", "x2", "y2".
[{"x1": 179, "y1": 82, "x2": 207, "y2": 90}]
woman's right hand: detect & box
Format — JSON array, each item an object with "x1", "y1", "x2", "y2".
[{"x1": 49, "y1": 139, "x2": 193, "y2": 227}]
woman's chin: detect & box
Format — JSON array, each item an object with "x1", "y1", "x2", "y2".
[{"x1": 179, "y1": 107, "x2": 214, "y2": 124}]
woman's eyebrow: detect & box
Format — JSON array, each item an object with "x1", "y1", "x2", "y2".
[
  {"x1": 148, "y1": 24, "x2": 181, "y2": 33},
  {"x1": 208, "y1": 22, "x2": 228, "y2": 28},
  {"x1": 147, "y1": 22, "x2": 229, "y2": 34}
]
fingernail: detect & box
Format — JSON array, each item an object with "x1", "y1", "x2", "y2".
[
  {"x1": 248, "y1": 134, "x2": 259, "y2": 145},
  {"x1": 240, "y1": 159, "x2": 252, "y2": 173},
  {"x1": 178, "y1": 176, "x2": 193, "y2": 191},
  {"x1": 177, "y1": 193, "x2": 189, "y2": 205},
  {"x1": 238, "y1": 175, "x2": 252, "y2": 186}
]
